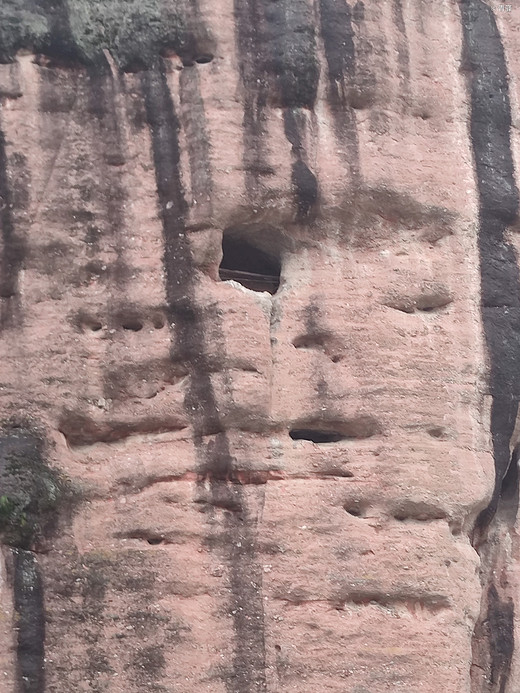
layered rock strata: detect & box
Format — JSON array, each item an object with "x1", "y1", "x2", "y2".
[{"x1": 0, "y1": 1, "x2": 519, "y2": 692}]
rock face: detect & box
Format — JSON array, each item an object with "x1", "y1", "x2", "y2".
[{"x1": 0, "y1": 1, "x2": 520, "y2": 691}]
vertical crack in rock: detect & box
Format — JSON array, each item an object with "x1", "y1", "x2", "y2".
[
  {"x1": 13, "y1": 550, "x2": 45, "y2": 693},
  {"x1": 460, "y1": 2, "x2": 520, "y2": 690},
  {"x1": 318, "y1": 0, "x2": 361, "y2": 185},
  {"x1": 143, "y1": 63, "x2": 267, "y2": 692}
]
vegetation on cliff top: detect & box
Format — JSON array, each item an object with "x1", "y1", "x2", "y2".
[{"x1": 0, "y1": 0, "x2": 209, "y2": 70}]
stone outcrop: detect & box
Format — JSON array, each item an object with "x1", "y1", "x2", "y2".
[{"x1": 0, "y1": 1, "x2": 520, "y2": 691}]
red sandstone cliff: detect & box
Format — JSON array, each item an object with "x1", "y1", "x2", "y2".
[{"x1": 0, "y1": 1, "x2": 520, "y2": 692}]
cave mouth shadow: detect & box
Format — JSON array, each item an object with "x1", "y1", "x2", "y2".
[{"x1": 219, "y1": 235, "x2": 281, "y2": 294}]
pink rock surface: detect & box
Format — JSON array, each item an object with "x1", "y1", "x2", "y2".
[{"x1": 0, "y1": 1, "x2": 519, "y2": 692}]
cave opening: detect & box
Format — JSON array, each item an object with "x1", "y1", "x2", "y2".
[
  {"x1": 289, "y1": 429, "x2": 345, "y2": 443},
  {"x1": 219, "y1": 236, "x2": 281, "y2": 294}
]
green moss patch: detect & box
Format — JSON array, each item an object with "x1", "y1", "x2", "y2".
[
  {"x1": 0, "y1": 427, "x2": 69, "y2": 549},
  {"x1": 0, "y1": 0, "x2": 212, "y2": 70}
]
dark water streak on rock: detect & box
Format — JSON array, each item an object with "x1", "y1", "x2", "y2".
[
  {"x1": 0, "y1": 119, "x2": 23, "y2": 327},
  {"x1": 392, "y1": 0, "x2": 410, "y2": 95},
  {"x1": 143, "y1": 63, "x2": 267, "y2": 693},
  {"x1": 13, "y1": 549, "x2": 45, "y2": 693},
  {"x1": 318, "y1": 0, "x2": 361, "y2": 185},
  {"x1": 460, "y1": 2, "x2": 519, "y2": 690}
]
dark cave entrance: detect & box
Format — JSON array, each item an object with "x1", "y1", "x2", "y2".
[
  {"x1": 219, "y1": 236, "x2": 281, "y2": 294},
  {"x1": 289, "y1": 429, "x2": 346, "y2": 443}
]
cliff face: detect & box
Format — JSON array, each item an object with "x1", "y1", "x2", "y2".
[{"x1": 0, "y1": 1, "x2": 519, "y2": 691}]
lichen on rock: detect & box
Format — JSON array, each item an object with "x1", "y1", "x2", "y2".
[
  {"x1": 0, "y1": 0, "x2": 211, "y2": 70},
  {"x1": 0, "y1": 426, "x2": 68, "y2": 549}
]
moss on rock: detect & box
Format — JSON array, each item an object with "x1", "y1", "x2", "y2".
[
  {"x1": 0, "y1": 427, "x2": 69, "y2": 549},
  {"x1": 0, "y1": 0, "x2": 212, "y2": 70}
]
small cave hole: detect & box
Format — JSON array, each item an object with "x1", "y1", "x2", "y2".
[
  {"x1": 75, "y1": 312, "x2": 104, "y2": 333},
  {"x1": 195, "y1": 54, "x2": 214, "y2": 64},
  {"x1": 290, "y1": 417, "x2": 380, "y2": 443},
  {"x1": 219, "y1": 236, "x2": 281, "y2": 294},
  {"x1": 344, "y1": 503, "x2": 366, "y2": 518},
  {"x1": 122, "y1": 319, "x2": 144, "y2": 332},
  {"x1": 427, "y1": 426, "x2": 446, "y2": 439},
  {"x1": 415, "y1": 293, "x2": 453, "y2": 312},
  {"x1": 293, "y1": 333, "x2": 328, "y2": 351},
  {"x1": 147, "y1": 536, "x2": 165, "y2": 545},
  {"x1": 449, "y1": 521, "x2": 462, "y2": 536},
  {"x1": 289, "y1": 429, "x2": 345, "y2": 444},
  {"x1": 274, "y1": 644, "x2": 282, "y2": 652},
  {"x1": 152, "y1": 315, "x2": 166, "y2": 329}
]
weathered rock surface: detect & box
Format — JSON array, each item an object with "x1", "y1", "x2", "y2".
[{"x1": 0, "y1": 1, "x2": 519, "y2": 691}]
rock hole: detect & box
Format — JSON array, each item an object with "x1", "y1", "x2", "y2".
[
  {"x1": 147, "y1": 536, "x2": 165, "y2": 545},
  {"x1": 415, "y1": 292, "x2": 453, "y2": 312},
  {"x1": 427, "y1": 426, "x2": 446, "y2": 439},
  {"x1": 384, "y1": 286, "x2": 453, "y2": 314},
  {"x1": 274, "y1": 644, "x2": 281, "y2": 652},
  {"x1": 449, "y1": 521, "x2": 462, "y2": 536},
  {"x1": 293, "y1": 332, "x2": 342, "y2": 362},
  {"x1": 74, "y1": 311, "x2": 104, "y2": 333},
  {"x1": 152, "y1": 315, "x2": 166, "y2": 329},
  {"x1": 290, "y1": 429, "x2": 345, "y2": 443},
  {"x1": 122, "y1": 319, "x2": 144, "y2": 332},
  {"x1": 117, "y1": 530, "x2": 166, "y2": 545},
  {"x1": 219, "y1": 235, "x2": 281, "y2": 294},
  {"x1": 195, "y1": 54, "x2": 214, "y2": 64},
  {"x1": 344, "y1": 502, "x2": 366, "y2": 518},
  {"x1": 290, "y1": 417, "x2": 380, "y2": 443},
  {"x1": 293, "y1": 332, "x2": 329, "y2": 351}
]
